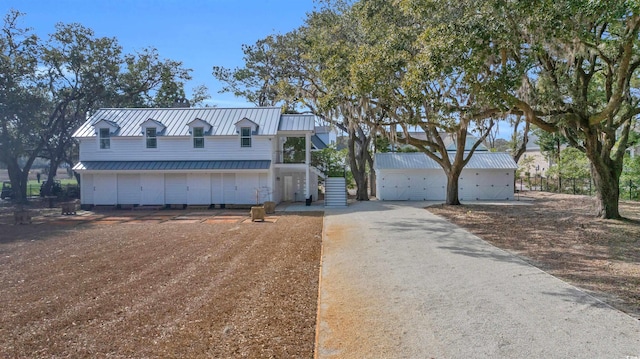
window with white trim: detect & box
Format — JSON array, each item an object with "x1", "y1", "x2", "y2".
[
  {"x1": 193, "y1": 127, "x2": 204, "y2": 148},
  {"x1": 99, "y1": 128, "x2": 110, "y2": 149},
  {"x1": 240, "y1": 127, "x2": 252, "y2": 147},
  {"x1": 146, "y1": 127, "x2": 157, "y2": 148}
]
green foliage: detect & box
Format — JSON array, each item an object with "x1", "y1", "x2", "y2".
[
  {"x1": 282, "y1": 137, "x2": 306, "y2": 163},
  {"x1": 533, "y1": 128, "x2": 567, "y2": 164},
  {"x1": 516, "y1": 156, "x2": 535, "y2": 178},
  {"x1": 621, "y1": 154, "x2": 640, "y2": 200},
  {"x1": 311, "y1": 146, "x2": 348, "y2": 177},
  {"x1": 547, "y1": 147, "x2": 590, "y2": 180}
]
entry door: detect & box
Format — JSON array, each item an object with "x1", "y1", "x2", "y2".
[{"x1": 284, "y1": 176, "x2": 294, "y2": 201}]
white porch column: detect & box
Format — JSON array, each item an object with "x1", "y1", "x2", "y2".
[{"x1": 305, "y1": 132, "x2": 311, "y2": 199}]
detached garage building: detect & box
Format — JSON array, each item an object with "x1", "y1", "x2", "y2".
[{"x1": 374, "y1": 152, "x2": 517, "y2": 201}]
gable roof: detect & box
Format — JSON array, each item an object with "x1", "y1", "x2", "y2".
[
  {"x1": 278, "y1": 114, "x2": 316, "y2": 132},
  {"x1": 374, "y1": 152, "x2": 518, "y2": 170},
  {"x1": 73, "y1": 107, "x2": 285, "y2": 138},
  {"x1": 397, "y1": 132, "x2": 488, "y2": 151}
]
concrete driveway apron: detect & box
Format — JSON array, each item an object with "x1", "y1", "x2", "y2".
[{"x1": 316, "y1": 201, "x2": 640, "y2": 359}]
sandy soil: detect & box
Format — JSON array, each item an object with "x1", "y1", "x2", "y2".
[
  {"x1": 0, "y1": 209, "x2": 323, "y2": 358},
  {"x1": 428, "y1": 191, "x2": 640, "y2": 319}
]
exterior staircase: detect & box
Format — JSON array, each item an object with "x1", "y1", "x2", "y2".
[{"x1": 324, "y1": 177, "x2": 347, "y2": 207}]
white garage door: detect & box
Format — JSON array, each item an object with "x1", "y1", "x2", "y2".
[
  {"x1": 460, "y1": 170, "x2": 514, "y2": 200},
  {"x1": 379, "y1": 171, "x2": 447, "y2": 201},
  {"x1": 223, "y1": 173, "x2": 236, "y2": 204},
  {"x1": 81, "y1": 174, "x2": 94, "y2": 205},
  {"x1": 236, "y1": 173, "x2": 260, "y2": 204},
  {"x1": 165, "y1": 174, "x2": 187, "y2": 204},
  {"x1": 93, "y1": 174, "x2": 117, "y2": 205},
  {"x1": 379, "y1": 173, "x2": 410, "y2": 200},
  {"x1": 211, "y1": 173, "x2": 223, "y2": 204},
  {"x1": 424, "y1": 171, "x2": 447, "y2": 201},
  {"x1": 117, "y1": 174, "x2": 141, "y2": 205},
  {"x1": 187, "y1": 173, "x2": 211, "y2": 205},
  {"x1": 141, "y1": 174, "x2": 164, "y2": 205}
]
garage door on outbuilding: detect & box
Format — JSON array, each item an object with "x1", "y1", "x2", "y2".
[{"x1": 374, "y1": 152, "x2": 517, "y2": 201}]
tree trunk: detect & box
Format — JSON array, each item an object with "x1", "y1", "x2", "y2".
[
  {"x1": 6, "y1": 160, "x2": 29, "y2": 203},
  {"x1": 445, "y1": 172, "x2": 461, "y2": 205},
  {"x1": 589, "y1": 157, "x2": 622, "y2": 219},
  {"x1": 41, "y1": 158, "x2": 62, "y2": 197},
  {"x1": 366, "y1": 146, "x2": 376, "y2": 198},
  {"x1": 347, "y1": 127, "x2": 370, "y2": 201}
]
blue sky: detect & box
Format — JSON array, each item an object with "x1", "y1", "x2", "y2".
[{"x1": 1, "y1": 0, "x2": 317, "y2": 107}]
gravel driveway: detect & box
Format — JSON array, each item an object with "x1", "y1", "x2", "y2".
[{"x1": 316, "y1": 201, "x2": 640, "y2": 358}]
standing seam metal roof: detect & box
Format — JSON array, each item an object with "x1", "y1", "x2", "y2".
[
  {"x1": 72, "y1": 160, "x2": 271, "y2": 171},
  {"x1": 72, "y1": 107, "x2": 286, "y2": 138},
  {"x1": 278, "y1": 114, "x2": 316, "y2": 132},
  {"x1": 374, "y1": 152, "x2": 518, "y2": 170}
]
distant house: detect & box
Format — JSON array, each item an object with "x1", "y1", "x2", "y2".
[
  {"x1": 72, "y1": 107, "x2": 325, "y2": 207},
  {"x1": 520, "y1": 133, "x2": 554, "y2": 177},
  {"x1": 390, "y1": 131, "x2": 489, "y2": 152},
  {"x1": 374, "y1": 152, "x2": 518, "y2": 201}
]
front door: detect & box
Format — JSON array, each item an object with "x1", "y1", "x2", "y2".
[{"x1": 284, "y1": 175, "x2": 294, "y2": 201}]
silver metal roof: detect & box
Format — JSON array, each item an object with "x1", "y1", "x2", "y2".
[
  {"x1": 311, "y1": 135, "x2": 327, "y2": 149},
  {"x1": 374, "y1": 152, "x2": 518, "y2": 170},
  {"x1": 73, "y1": 160, "x2": 271, "y2": 171},
  {"x1": 278, "y1": 114, "x2": 316, "y2": 132},
  {"x1": 72, "y1": 107, "x2": 287, "y2": 138}
]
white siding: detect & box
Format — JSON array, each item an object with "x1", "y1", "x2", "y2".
[
  {"x1": 78, "y1": 136, "x2": 273, "y2": 161},
  {"x1": 258, "y1": 173, "x2": 270, "y2": 203}
]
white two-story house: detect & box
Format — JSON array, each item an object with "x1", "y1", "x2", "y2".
[{"x1": 72, "y1": 107, "x2": 323, "y2": 208}]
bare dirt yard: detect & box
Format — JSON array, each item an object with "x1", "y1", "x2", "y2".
[
  {"x1": 0, "y1": 208, "x2": 322, "y2": 358},
  {"x1": 429, "y1": 191, "x2": 640, "y2": 319}
]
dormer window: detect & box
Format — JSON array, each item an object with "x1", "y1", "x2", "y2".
[
  {"x1": 193, "y1": 127, "x2": 205, "y2": 148},
  {"x1": 234, "y1": 118, "x2": 258, "y2": 148},
  {"x1": 140, "y1": 118, "x2": 165, "y2": 149},
  {"x1": 146, "y1": 127, "x2": 157, "y2": 148},
  {"x1": 99, "y1": 128, "x2": 111, "y2": 149},
  {"x1": 93, "y1": 119, "x2": 119, "y2": 149},
  {"x1": 241, "y1": 127, "x2": 252, "y2": 147},
  {"x1": 186, "y1": 118, "x2": 212, "y2": 149}
]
